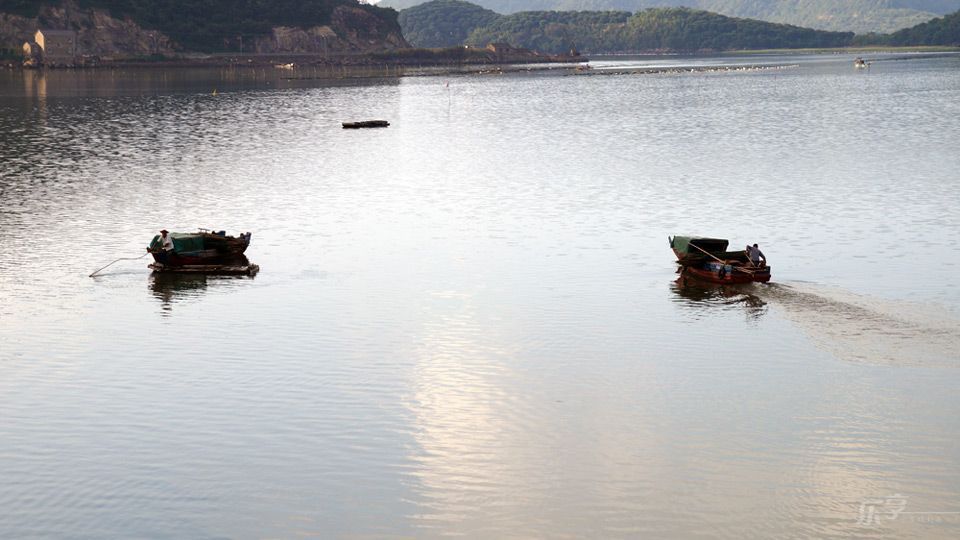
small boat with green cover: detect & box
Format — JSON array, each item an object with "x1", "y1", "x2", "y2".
[
  {"x1": 147, "y1": 229, "x2": 251, "y2": 267},
  {"x1": 669, "y1": 236, "x2": 771, "y2": 284}
]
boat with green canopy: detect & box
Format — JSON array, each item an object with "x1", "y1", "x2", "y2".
[
  {"x1": 147, "y1": 229, "x2": 251, "y2": 267},
  {"x1": 669, "y1": 236, "x2": 771, "y2": 284}
]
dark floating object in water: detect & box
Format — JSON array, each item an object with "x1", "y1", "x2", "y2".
[
  {"x1": 669, "y1": 235, "x2": 771, "y2": 284},
  {"x1": 342, "y1": 120, "x2": 389, "y2": 129},
  {"x1": 147, "y1": 229, "x2": 251, "y2": 267},
  {"x1": 145, "y1": 229, "x2": 258, "y2": 275}
]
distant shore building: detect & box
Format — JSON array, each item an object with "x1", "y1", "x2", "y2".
[{"x1": 25, "y1": 29, "x2": 78, "y2": 66}]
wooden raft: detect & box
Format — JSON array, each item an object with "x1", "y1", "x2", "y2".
[{"x1": 148, "y1": 263, "x2": 260, "y2": 276}]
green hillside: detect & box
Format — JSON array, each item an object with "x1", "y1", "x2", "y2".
[
  {"x1": 383, "y1": 0, "x2": 960, "y2": 33},
  {"x1": 886, "y1": 8, "x2": 960, "y2": 43},
  {"x1": 398, "y1": 0, "x2": 500, "y2": 47},
  {"x1": 458, "y1": 7, "x2": 853, "y2": 53},
  {"x1": 465, "y1": 10, "x2": 631, "y2": 53},
  {"x1": 4, "y1": 0, "x2": 402, "y2": 52}
]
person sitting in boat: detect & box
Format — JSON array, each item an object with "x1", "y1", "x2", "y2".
[
  {"x1": 159, "y1": 230, "x2": 175, "y2": 252},
  {"x1": 148, "y1": 229, "x2": 175, "y2": 253},
  {"x1": 746, "y1": 243, "x2": 766, "y2": 267}
]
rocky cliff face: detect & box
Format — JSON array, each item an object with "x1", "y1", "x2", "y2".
[
  {"x1": 0, "y1": 13, "x2": 35, "y2": 52},
  {"x1": 0, "y1": 2, "x2": 174, "y2": 58},
  {"x1": 1, "y1": 1, "x2": 408, "y2": 59},
  {"x1": 253, "y1": 6, "x2": 409, "y2": 54}
]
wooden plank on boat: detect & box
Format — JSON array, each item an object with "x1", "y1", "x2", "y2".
[
  {"x1": 342, "y1": 120, "x2": 389, "y2": 129},
  {"x1": 149, "y1": 263, "x2": 259, "y2": 276}
]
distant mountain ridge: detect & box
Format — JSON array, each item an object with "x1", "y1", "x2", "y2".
[
  {"x1": 886, "y1": 8, "x2": 960, "y2": 43},
  {"x1": 381, "y1": 0, "x2": 960, "y2": 33},
  {"x1": 400, "y1": 4, "x2": 855, "y2": 53},
  {"x1": 398, "y1": 0, "x2": 960, "y2": 51}
]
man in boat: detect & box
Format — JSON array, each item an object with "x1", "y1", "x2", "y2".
[
  {"x1": 150, "y1": 229, "x2": 174, "y2": 253},
  {"x1": 747, "y1": 243, "x2": 766, "y2": 267}
]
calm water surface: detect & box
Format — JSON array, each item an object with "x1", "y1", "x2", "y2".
[{"x1": 2, "y1": 53, "x2": 960, "y2": 538}]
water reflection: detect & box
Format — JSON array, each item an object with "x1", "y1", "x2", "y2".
[
  {"x1": 2, "y1": 53, "x2": 960, "y2": 538},
  {"x1": 148, "y1": 260, "x2": 256, "y2": 315},
  {"x1": 671, "y1": 276, "x2": 768, "y2": 319},
  {"x1": 149, "y1": 273, "x2": 209, "y2": 314},
  {"x1": 1, "y1": 65, "x2": 402, "y2": 99}
]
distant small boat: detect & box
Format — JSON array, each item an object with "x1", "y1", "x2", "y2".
[
  {"x1": 670, "y1": 236, "x2": 771, "y2": 284},
  {"x1": 275, "y1": 63, "x2": 295, "y2": 70},
  {"x1": 342, "y1": 120, "x2": 389, "y2": 129},
  {"x1": 854, "y1": 57, "x2": 869, "y2": 69},
  {"x1": 147, "y1": 229, "x2": 251, "y2": 267}
]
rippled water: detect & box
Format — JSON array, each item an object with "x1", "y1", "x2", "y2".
[{"x1": 2, "y1": 53, "x2": 960, "y2": 538}]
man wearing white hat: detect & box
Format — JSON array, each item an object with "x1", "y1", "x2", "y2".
[{"x1": 159, "y1": 229, "x2": 174, "y2": 252}]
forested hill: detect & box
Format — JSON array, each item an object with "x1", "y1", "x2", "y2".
[
  {"x1": 383, "y1": 0, "x2": 960, "y2": 33},
  {"x1": 2, "y1": 0, "x2": 404, "y2": 52},
  {"x1": 398, "y1": 0, "x2": 500, "y2": 48},
  {"x1": 399, "y1": 4, "x2": 854, "y2": 53},
  {"x1": 885, "y1": 8, "x2": 960, "y2": 43}
]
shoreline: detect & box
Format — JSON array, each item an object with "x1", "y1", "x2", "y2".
[
  {"x1": 4, "y1": 46, "x2": 956, "y2": 77},
  {"x1": 0, "y1": 46, "x2": 960, "y2": 70},
  {"x1": 3, "y1": 47, "x2": 585, "y2": 71},
  {"x1": 726, "y1": 45, "x2": 960, "y2": 55}
]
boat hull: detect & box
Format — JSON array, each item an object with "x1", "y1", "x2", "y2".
[
  {"x1": 150, "y1": 250, "x2": 248, "y2": 266},
  {"x1": 679, "y1": 262, "x2": 771, "y2": 284}
]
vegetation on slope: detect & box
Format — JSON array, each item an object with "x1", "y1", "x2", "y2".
[
  {"x1": 385, "y1": 0, "x2": 960, "y2": 33},
  {"x1": 612, "y1": 8, "x2": 854, "y2": 51},
  {"x1": 692, "y1": 0, "x2": 953, "y2": 33},
  {"x1": 465, "y1": 10, "x2": 631, "y2": 53},
  {"x1": 885, "y1": 8, "x2": 960, "y2": 43},
  {"x1": 440, "y1": 6, "x2": 854, "y2": 53},
  {"x1": 398, "y1": 0, "x2": 500, "y2": 47},
  {"x1": 400, "y1": 0, "x2": 960, "y2": 53},
  {"x1": 4, "y1": 0, "x2": 402, "y2": 52}
]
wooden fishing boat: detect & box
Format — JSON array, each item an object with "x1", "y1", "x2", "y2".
[
  {"x1": 342, "y1": 120, "x2": 389, "y2": 129},
  {"x1": 669, "y1": 236, "x2": 771, "y2": 284},
  {"x1": 147, "y1": 229, "x2": 251, "y2": 267}
]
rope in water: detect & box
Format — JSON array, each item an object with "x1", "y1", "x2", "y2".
[{"x1": 89, "y1": 251, "x2": 150, "y2": 277}]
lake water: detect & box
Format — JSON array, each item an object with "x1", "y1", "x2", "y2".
[{"x1": 2, "y1": 52, "x2": 959, "y2": 538}]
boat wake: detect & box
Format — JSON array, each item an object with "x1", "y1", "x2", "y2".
[{"x1": 761, "y1": 283, "x2": 960, "y2": 367}]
